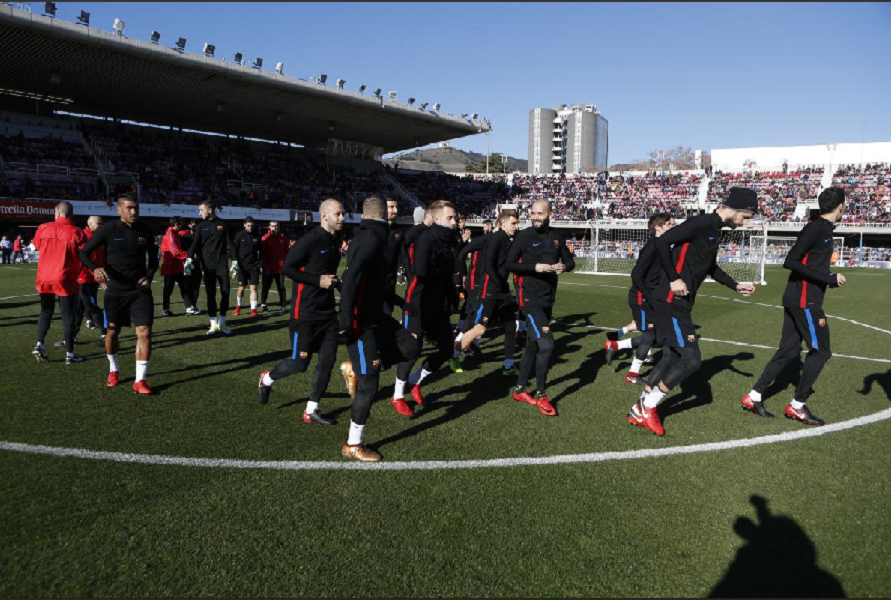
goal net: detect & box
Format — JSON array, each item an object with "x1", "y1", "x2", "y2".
[
  {"x1": 578, "y1": 220, "x2": 768, "y2": 284},
  {"x1": 765, "y1": 236, "x2": 844, "y2": 266}
]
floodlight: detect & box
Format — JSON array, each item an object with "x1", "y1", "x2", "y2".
[
  {"x1": 253, "y1": 57, "x2": 263, "y2": 69},
  {"x1": 388, "y1": 91, "x2": 397, "y2": 102},
  {"x1": 336, "y1": 78, "x2": 345, "y2": 89},
  {"x1": 150, "y1": 31, "x2": 161, "y2": 44},
  {"x1": 407, "y1": 97, "x2": 416, "y2": 106},
  {"x1": 203, "y1": 43, "x2": 215, "y2": 57},
  {"x1": 420, "y1": 102, "x2": 429, "y2": 110},
  {"x1": 433, "y1": 103, "x2": 441, "y2": 112},
  {"x1": 233, "y1": 52, "x2": 243, "y2": 65},
  {"x1": 43, "y1": 2, "x2": 56, "y2": 17},
  {"x1": 275, "y1": 62, "x2": 284, "y2": 75},
  {"x1": 373, "y1": 88, "x2": 382, "y2": 98},
  {"x1": 358, "y1": 84, "x2": 366, "y2": 93},
  {"x1": 319, "y1": 74, "x2": 327, "y2": 84},
  {"x1": 112, "y1": 18, "x2": 125, "y2": 36},
  {"x1": 175, "y1": 37, "x2": 187, "y2": 52},
  {"x1": 76, "y1": 10, "x2": 90, "y2": 26}
]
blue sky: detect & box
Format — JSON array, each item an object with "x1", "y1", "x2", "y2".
[{"x1": 47, "y1": 2, "x2": 891, "y2": 164}]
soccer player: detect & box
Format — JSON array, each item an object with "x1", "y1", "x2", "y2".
[
  {"x1": 458, "y1": 209, "x2": 520, "y2": 375},
  {"x1": 160, "y1": 217, "x2": 193, "y2": 317},
  {"x1": 258, "y1": 200, "x2": 345, "y2": 424},
  {"x1": 506, "y1": 200, "x2": 575, "y2": 416},
  {"x1": 260, "y1": 221, "x2": 289, "y2": 314},
  {"x1": 391, "y1": 200, "x2": 461, "y2": 416},
  {"x1": 180, "y1": 218, "x2": 203, "y2": 314},
  {"x1": 79, "y1": 194, "x2": 159, "y2": 393},
  {"x1": 188, "y1": 200, "x2": 235, "y2": 335},
  {"x1": 627, "y1": 187, "x2": 758, "y2": 436},
  {"x1": 233, "y1": 216, "x2": 262, "y2": 317},
  {"x1": 337, "y1": 196, "x2": 421, "y2": 461},
  {"x1": 449, "y1": 219, "x2": 493, "y2": 372},
  {"x1": 740, "y1": 187, "x2": 847, "y2": 425},
  {"x1": 604, "y1": 213, "x2": 675, "y2": 383},
  {"x1": 384, "y1": 197, "x2": 404, "y2": 317},
  {"x1": 400, "y1": 206, "x2": 432, "y2": 284},
  {"x1": 32, "y1": 201, "x2": 87, "y2": 364}
]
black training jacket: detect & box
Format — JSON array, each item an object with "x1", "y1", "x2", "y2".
[
  {"x1": 400, "y1": 223, "x2": 430, "y2": 281},
  {"x1": 403, "y1": 223, "x2": 460, "y2": 316},
  {"x1": 506, "y1": 224, "x2": 575, "y2": 308},
  {"x1": 233, "y1": 230, "x2": 262, "y2": 270},
  {"x1": 79, "y1": 220, "x2": 158, "y2": 293},
  {"x1": 339, "y1": 219, "x2": 394, "y2": 333},
  {"x1": 628, "y1": 237, "x2": 665, "y2": 308},
  {"x1": 455, "y1": 233, "x2": 489, "y2": 293},
  {"x1": 482, "y1": 230, "x2": 514, "y2": 300},
  {"x1": 189, "y1": 216, "x2": 234, "y2": 270},
  {"x1": 781, "y1": 218, "x2": 838, "y2": 310},
  {"x1": 283, "y1": 226, "x2": 342, "y2": 321}
]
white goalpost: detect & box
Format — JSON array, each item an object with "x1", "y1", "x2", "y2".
[{"x1": 578, "y1": 220, "x2": 769, "y2": 285}]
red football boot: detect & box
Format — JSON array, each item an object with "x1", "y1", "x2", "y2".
[
  {"x1": 106, "y1": 371, "x2": 119, "y2": 387},
  {"x1": 250, "y1": 309, "x2": 259, "y2": 317},
  {"x1": 406, "y1": 382, "x2": 425, "y2": 407},
  {"x1": 534, "y1": 392, "x2": 557, "y2": 417},
  {"x1": 390, "y1": 397, "x2": 414, "y2": 416},
  {"x1": 232, "y1": 306, "x2": 242, "y2": 316},
  {"x1": 512, "y1": 386, "x2": 536, "y2": 405},
  {"x1": 132, "y1": 380, "x2": 153, "y2": 395},
  {"x1": 627, "y1": 400, "x2": 664, "y2": 436}
]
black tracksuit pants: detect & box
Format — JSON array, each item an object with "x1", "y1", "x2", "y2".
[{"x1": 37, "y1": 293, "x2": 78, "y2": 353}]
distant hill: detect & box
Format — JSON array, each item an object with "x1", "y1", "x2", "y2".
[{"x1": 384, "y1": 146, "x2": 527, "y2": 173}]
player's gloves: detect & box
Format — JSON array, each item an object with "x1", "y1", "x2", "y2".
[
  {"x1": 184, "y1": 258, "x2": 193, "y2": 276},
  {"x1": 230, "y1": 263, "x2": 238, "y2": 279}
]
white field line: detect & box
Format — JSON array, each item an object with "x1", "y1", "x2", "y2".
[
  {"x1": 0, "y1": 293, "x2": 40, "y2": 301},
  {"x1": 3, "y1": 406, "x2": 891, "y2": 471}
]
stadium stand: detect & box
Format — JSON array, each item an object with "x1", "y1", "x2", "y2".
[{"x1": 832, "y1": 163, "x2": 891, "y2": 224}]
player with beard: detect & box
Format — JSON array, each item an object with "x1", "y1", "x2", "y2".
[
  {"x1": 187, "y1": 200, "x2": 235, "y2": 335},
  {"x1": 390, "y1": 200, "x2": 461, "y2": 416},
  {"x1": 79, "y1": 195, "x2": 158, "y2": 393},
  {"x1": 740, "y1": 187, "x2": 847, "y2": 425},
  {"x1": 337, "y1": 196, "x2": 421, "y2": 461},
  {"x1": 258, "y1": 200, "x2": 345, "y2": 425},
  {"x1": 260, "y1": 221, "x2": 289, "y2": 314},
  {"x1": 233, "y1": 216, "x2": 262, "y2": 318},
  {"x1": 457, "y1": 210, "x2": 520, "y2": 375},
  {"x1": 506, "y1": 200, "x2": 575, "y2": 416},
  {"x1": 627, "y1": 188, "x2": 758, "y2": 436},
  {"x1": 604, "y1": 213, "x2": 675, "y2": 383},
  {"x1": 160, "y1": 217, "x2": 193, "y2": 317},
  {"x1": 384, "y1": 197, "x2": 404, "y2": 317}
]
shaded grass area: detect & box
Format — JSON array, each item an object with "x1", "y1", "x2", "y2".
[{"x1": 1, "y1": 264, "x2": 889, "y2": 597}]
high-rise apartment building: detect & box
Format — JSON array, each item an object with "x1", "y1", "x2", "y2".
[{"x1": 528, "y1": 104, "x2": 608, "y2": 174}]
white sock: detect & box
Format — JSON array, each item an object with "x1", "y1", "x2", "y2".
[
  {"x1": 643, "y1": 387, "x2": 666, "y2": 409},
  {"x1": 409, "y1": 367, "x2": 432, "y2": 386},
  {"x1": 135, "y1": 360, "x2": 149, "y2": 383},
  {"x1": 791, "y1": 399, "x2": 805, "y2": 410},
  {"x1": 67, "y1": 351, "x2": 75, "y2": 359},
  {"x1": 219, "y1": 315, "x2": 226, "y2": 327},
  {"x1": 107, "y1": 353, "x2": 119, "y2": 372},
  {"x1": 305, "y1": 400, "x2": 319, "y2": 414},
  {"x1": 454, "y1": 332, "x2": 465, "y2": 343},
  {"x1": 236, "y1": 295, "x2": 243, "y2": 307},
  {"x1": 394, "y1": 379, "x2": 406, "y2": 399},
  {"x1": 347, "y1": 421, "x2": 364, "y2": 446},
  {"x1": 210, "y1": 317, "x2": 218, "y2": 327},
  {"x1": 629, "y1": 358, "x2": 644, "y2": 374},
  {"x1": 504, "y1": 358, "x2": 514, "y2": 369},
  {"x1": 250, "y1": 300, "x2": 257, "y2": 310},
  {"x1": 262, "y1": 372, "x2": 274, "y2": 386},
  {"x1": 618, "y1": 338, "x2": 634, "y2": 350},
  {"x1": 748, "y1": 390, "x2": 762, "y2": 403}
]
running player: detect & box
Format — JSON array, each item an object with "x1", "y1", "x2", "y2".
[
  {"x1": 180, "y1": 218, "x2": 203, "y2": 315},
  {"x1": 188, "y1": 200, "x2": 235, "y2": 335},
  {"x1": 391, "y1": 200, "x2": 461, "y2": 416},
  {"x1": 258, "y1": 199, "x2": 345, "y2": 424},
  {"x1": 449, "y1": 219, "x2": 493, "y2": 372},
  {"x1": 337, "y1": 196, "x2": 421, "y2": 461},
  {"x1": 740, "y1": 187, "x2": 847, "y2": 425},
  {"x1": 604, "y1": 213, "x2": 675, "y2": 383},
  {"x1": 32, "y1": 201, "x2": 87, "y2": 364},
  {"x1": 233, "y1": 216, "x2": 262, "y2": 317},
  {"x1": 260, "y1": 220, "x2": 289, "y2": 314},
  {"x1": 79, "y1": 194, "x2": 158, "y2": 393},
  {"x1": 506, "y1": 200, "x2": 575, "y2": 416},
  {"x1": 627, "y1": 187, "x2": 758, "y2": 436},
  {"x1": 384, "y1": 197, "x2": 404, "y2": 317},
  {"x1": 160, "y1": 217, "x2": 193, "y2": 317}
]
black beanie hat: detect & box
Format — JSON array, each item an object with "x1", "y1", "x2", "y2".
[{"x1": 725, "y1": 187, "x2": 759, "y2": 213}]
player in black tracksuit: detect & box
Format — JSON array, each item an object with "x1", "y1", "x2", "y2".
[
  {"x1": 449, "y1": 229, "x2": 491, "y2": 369},
  {"x1": 627, "y1": 187, "x2": 758, "y2": 436},
  {"x1": 337, "y1": 200, "x2": 421, "y2": 461},
  {"x1": 179, "y1": 220, "x2": 202, "y2": 313},
  {"x1": 506, "y1": 201, "x2": 575, "y2": 416},
  {"x1": 188, "y1": 201, "x2": 236, "y2": 333},
  {"x1": 384, "y1": 224, "x2": 405, "y2": 317},
  {"x1": 79, "y1": 195, "x2": 158, "y2": 393},
  {"x1": 400, "y1": 220, "x2": 431, "y2": 291},
  {"x1": 604, "y1": 213, "x2": 675, "y2": 383},
  {"x1": 393, "y1": 206, "x2": 461, "y2": 413},
  {"x1": 458, "y1": 210, "x2": 521, "y2": 374},
  {"x1": 258, "y1": 200, "x2": 345, "y2": 425},
  {"x1": 741, "y1": 187, "x2": 847, "y2": 426},
  {"x1": 232, "y1": 217, "x2": 263, "y2": 315}
]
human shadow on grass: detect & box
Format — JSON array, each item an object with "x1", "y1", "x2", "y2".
[
  {"x1": 149, "y1": 320, "x2": 289, "y2": 351},
  {"x1": 660, "y1": 352, "x2": 755, "y2": 420},
  {"x1": 859, "y1": 369, "x2": 891, "y2": 401},
  {"x1": 149, "y1": 349, "x2": 291, "y2": 393},
  {"x1": 0, "y1": 318, "x2": 38, "y2": 328},
  {"x1": 710, "y1": 494, "x2": 846, "y2": 598}
]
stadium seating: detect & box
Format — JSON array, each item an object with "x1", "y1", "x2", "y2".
[{"x1": 832, "y1": 163, "x2": 891, "y2": 224}]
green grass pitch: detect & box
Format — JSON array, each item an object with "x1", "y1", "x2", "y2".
[{"x1": 1, "y1": 263, "x2": 889, "y2": 597}]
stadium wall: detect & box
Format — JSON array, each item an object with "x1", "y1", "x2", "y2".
[{"x1": 712, "y1": 142, "x2": 891, "y2": 171}]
